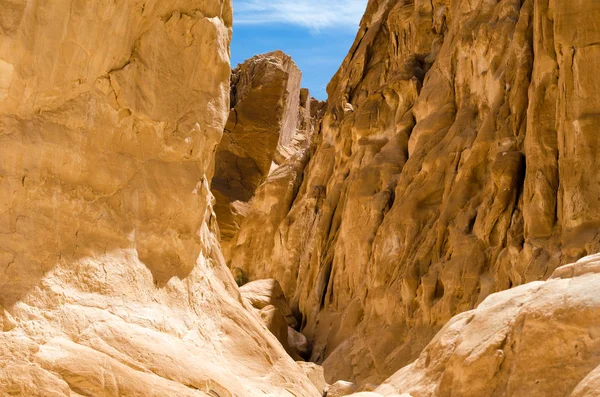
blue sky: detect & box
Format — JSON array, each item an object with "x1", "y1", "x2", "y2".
[{"x1": 231, "y1": 0, "x2": 368, "y2": 100}]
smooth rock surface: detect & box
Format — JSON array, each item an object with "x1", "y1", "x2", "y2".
[
  {"x1": 327, "y1": 380, "x2": 359, "y2": 397},
  {"x1": 289, "y1": 326, "x2": 311, "y2": 359},
  {"x1": 297, "y1": 361, "x2": 328, "y2": 396},
  {"x1": 239, "y1": 278, "x2": 298, "y2": 328},
  {"x1": 226, "y1": 0, "x2": 600, "y2": 384},
  {"x1": 0, "y1": 1, "x2": 319, "y2": 396}
]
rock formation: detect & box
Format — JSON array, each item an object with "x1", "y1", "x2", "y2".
[
  {"x1": 239, "y1": 279, "x2": 312, "y2": 360},
  {"x1": 240, "y1": 278, "x2": 299, "y2": 328},
  {"x1": 0, "y1": 1, "x2": 319, "y2": 395},
  {"x1": 351, "y1": 254, "x2": 600, "y2": 397},
  {"x1": 2, "y1": 0, "x2": 600, "y2": 394},
  {"x1": 298, "y1": 362, "x2": 328, "y2": 396},
  {"x1": 226, "y1": 0, "x2": 600, "y2": 385},
  {"x1": 212, "y1": 51, "x2": 323, "y2": 247}
]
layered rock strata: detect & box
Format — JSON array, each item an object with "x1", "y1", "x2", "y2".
[
  {"x1": 226, "y1": 0, "x2": 600, "y2": 384},
  {"x1": 0, "y1": 1, "x2": 319, "y2": 395}
]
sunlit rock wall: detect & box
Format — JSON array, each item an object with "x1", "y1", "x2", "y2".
[
  {"x1": 227, "y1": 0, "x2": 600, "y2": 384},
  {"x1": 0, "y1": 1, "x2": 319, "y2": 395}
]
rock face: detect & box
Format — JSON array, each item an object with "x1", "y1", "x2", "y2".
[
  {"x1": 297, "y1": 362, "x2": 328, "y2": 396},
  {"x1": 226, "y1": 0, "x2": 600, "y2": 385},
  {"x1": 2, "y1": 0, "x2": 600, "y2": 394},
  {"x1": 212, "y1": 51, "x2": 303, "y2": 243},
  {"x1": 359, "y1": 254, "x2": 600, "y2": 397},
  {"x1": 0, "y1": 1, "x2": 319, "y2": 396}
]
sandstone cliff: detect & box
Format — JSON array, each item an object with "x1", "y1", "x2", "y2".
[
  {"x1": 226, "y1": 0, "x2": 600, "y2": 385},
  {"x1": 0, "y1": 1, "x2": 319, "y2": 395},
  {"x1": 212, "y1": 51, "x2": 302, "y2": 244}
]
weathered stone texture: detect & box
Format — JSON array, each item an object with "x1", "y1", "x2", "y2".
[
  {"x1": 212, "y1": 51, "x2": 303, "y2": 242},
  {"x1": 356, "y1": 254, "x2": 600, "y2": 397},
  {"x1": 0, "y1": 1, "x2": 319, "y2": 395},
  {"x1": 226, "y1": 0, "x2": 600, "y2": 385}
]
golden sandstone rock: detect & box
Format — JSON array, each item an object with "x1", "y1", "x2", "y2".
[
  {"x1": 353, "y1": 254, "x2": 600, "y2": 397},
  {"x1": 240, "y1": 279, "x2": 299, "y2": 329},
  {"x1": 297, "y1": 361, "x2": 328, "y2": 396},
  {"x1": 2, "y1": 0, "x2": 600, "y2": 395},
  {"x1": 0, "y1": 1, "x2": 318, "y2": 395},
  {"x1": 212, "y1": 51, "x2": 323, "y2": 248},
  {"x1": 226, "y1": 0, "x2": 600, "y2": 388}
]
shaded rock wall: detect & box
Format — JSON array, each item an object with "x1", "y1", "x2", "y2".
[
  {"x1": 0, "y1": 1, "x2": 319, "y2": 395},
  {"x1": 227, "y1": 0, "x2": 600, "y2": 384}
]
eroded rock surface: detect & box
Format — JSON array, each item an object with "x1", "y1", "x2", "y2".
[
  {"x1": 298, "y1": 361, "x2": 328, "y2": 395},
  {"x1": 240, "y1": 278, "x2": 298, "y2": 328},
  {"x1": 227, "y1": 0, "x2": 600, "y2": 384},
  {"x1": 212, "y1": 51, "x2": 305, "y2": 243},
  {"x1": 355, "y1": 255, "x2": 600, "y2": 397},
  {"x1": 2, "y1": 0, "x2": 600, "y2": 394},
  {"x1": 0, "y1": 1, "x2": 319, "y2": 396}
]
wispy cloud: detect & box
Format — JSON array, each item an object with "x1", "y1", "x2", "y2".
[{"x1": 234, "y1": 0, "x2": 368, "y2": 31}]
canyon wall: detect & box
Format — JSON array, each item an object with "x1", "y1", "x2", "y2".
[
  {"x1": 0, "y1": 1, "x2": 319, "y2": 395},
  {"x1": 227, "y1": 0, "x2": 600, "y2": 384},
  {"x1": 357, "y1": 254, "x2": 600, "y2": 397},
  {"x1": 1, "y1": 0, "x2": 599, "y2": 395}
]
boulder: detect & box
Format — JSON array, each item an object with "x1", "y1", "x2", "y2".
[
  {"x1": 327, "y1": 381, "x2": 358, "y2": 397},
  {"x1": 239, "y1": 279, "x2": 298, "y2": 328},
  {"x1": 289, "y1": 326, "x2": 310, "y2": 359},
  {"x1": 297, "y1": 362, "x2": 327, "y2": 395}
]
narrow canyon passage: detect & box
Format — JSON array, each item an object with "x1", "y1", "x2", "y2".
[{"x1": 1, "y1": 0, "x2": 600, "y2": 396}]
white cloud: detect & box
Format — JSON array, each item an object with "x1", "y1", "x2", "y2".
[{"x1": 234, "y1": 0, "x2": 368, "y2": 31}]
